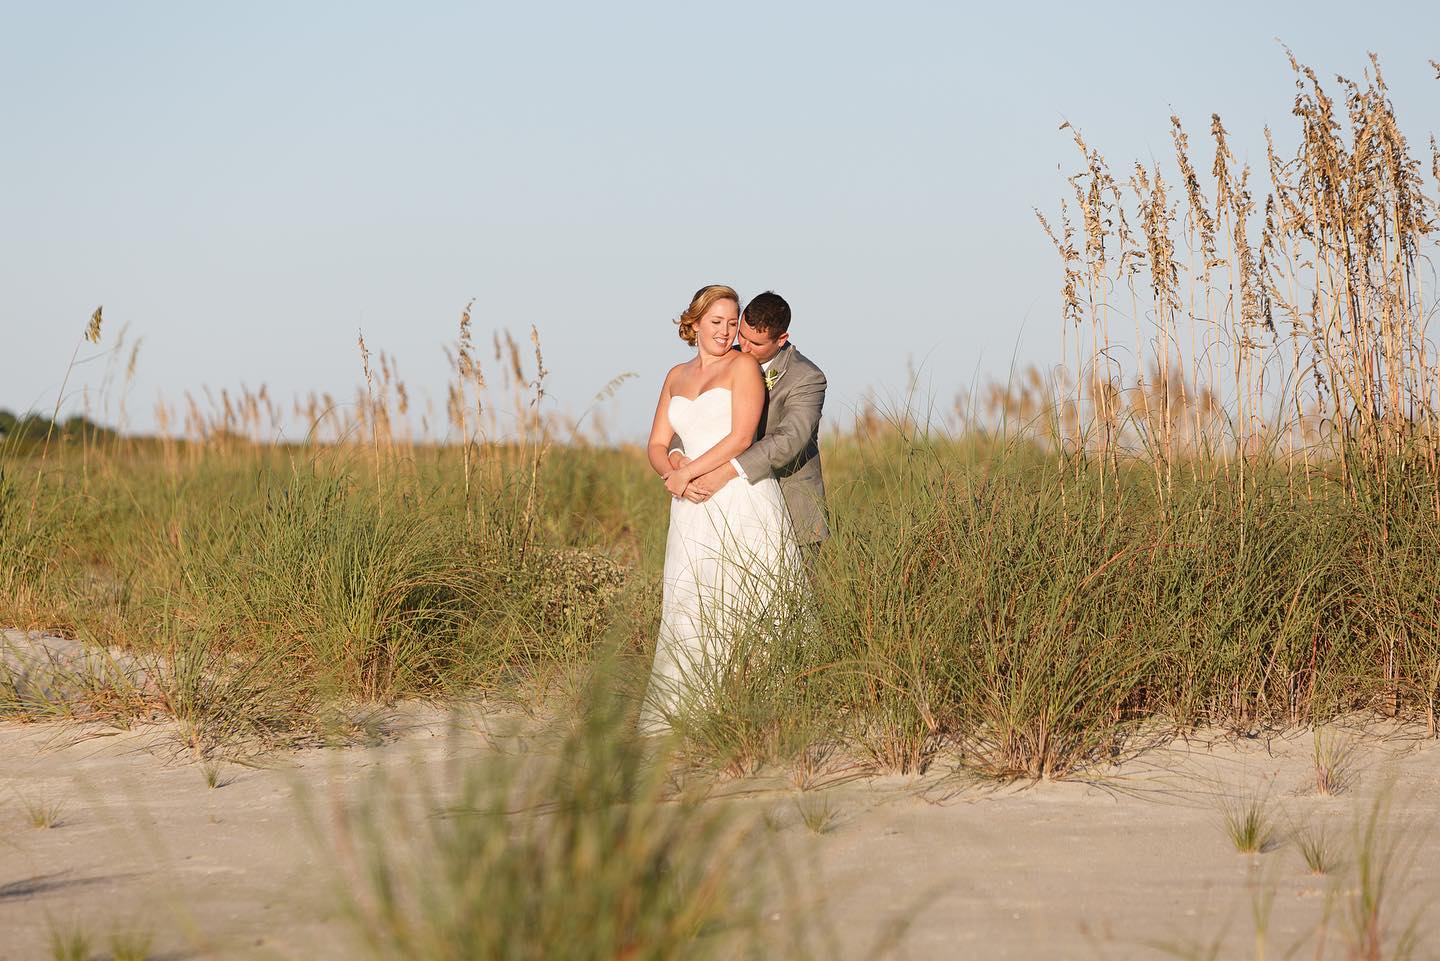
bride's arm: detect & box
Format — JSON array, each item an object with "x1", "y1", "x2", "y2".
[
  {"x1": 664, "y1": 358, "x2": 764, "y2": 492},
  {"x1": 646, "y1": 367, "x2": 683, "y2": 478}
]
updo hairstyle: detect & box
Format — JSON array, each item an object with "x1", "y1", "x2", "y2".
[{"x1": 675, "y1": 284, "x2": 739, "y2": 347}]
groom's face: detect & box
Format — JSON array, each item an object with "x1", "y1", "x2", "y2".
[{"x1": 738, "y1": 317, "x2": 788, "y2": 364}]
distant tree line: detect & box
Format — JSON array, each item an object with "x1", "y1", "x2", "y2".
[{"x1": 0, "y1": 409, "x2": 120, "y2": 449}]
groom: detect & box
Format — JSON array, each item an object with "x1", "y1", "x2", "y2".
[{"x1": 669, "y1": 290, "x2": 829, "y2": 550}]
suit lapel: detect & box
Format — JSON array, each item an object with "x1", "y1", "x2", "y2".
[{"x1": 768, "y1": 344, "x2": 795, "y2": 393}]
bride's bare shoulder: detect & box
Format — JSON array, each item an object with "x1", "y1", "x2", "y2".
[
  {"x1": 727, "y1": 351, "x2": 762, "y2": 376},
  {"x1": 662, "y1": 361, "x2": 692, "y2": 387},
  {"x1": 725, "y1": 350, "x2": 760, "y2": 371}
]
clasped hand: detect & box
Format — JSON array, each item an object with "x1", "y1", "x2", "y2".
[
  {"x1": 664, "y1": 455, "x2": 716, "y2": 503},
  {"x1": 664, "y1": 468, "x2": 692, "y2": 498}
]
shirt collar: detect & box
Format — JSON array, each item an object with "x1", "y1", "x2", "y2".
[{"x1": 761, "y1": 343, "x2": 792, "y2": 373}]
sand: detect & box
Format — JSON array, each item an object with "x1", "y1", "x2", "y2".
[{"x1": 3, "y1": 632, "x2": 1438, "y2": 960}]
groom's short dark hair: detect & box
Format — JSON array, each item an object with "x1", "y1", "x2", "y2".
[{"x1": 742, "y1": 291, "x2": 791, "y2": 336}]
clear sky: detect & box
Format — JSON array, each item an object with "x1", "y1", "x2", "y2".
[{"x1": 4, "y1": 1, "x2": 1438, "y2": 440}]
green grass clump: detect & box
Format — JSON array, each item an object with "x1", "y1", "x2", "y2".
[
  {"x1": 1292, "y1": 820, "x2": 1340, "y2": 875},
  {"x1": 794, "y1": 793, "x2": 840, "y2": 836},
  {"x1": 106, "y1": 925, "x2": 154, "y2": 961},
  {"x1": 20, "y1": 794, "x2": 66, "y2": 829},
  {"x1": 200, "y1": 760, "x2": 226, "y2": 789},
  {"x1": 326, "y1": 663, "x2": 774, "y2": 961},
  {"x1": 1313, "y1": 728, "x2": 1359, "y2": 796},
  {"x1": 46, "y1": 921, "x2": 91, "y2": 961},
  {"x1": 1219, "y1": 790, "x2": 1276, "y2": 854}
]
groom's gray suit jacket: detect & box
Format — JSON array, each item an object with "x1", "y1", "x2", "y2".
[{"x1": 672, "y1": 343, "x2": 830, "y2": 545}]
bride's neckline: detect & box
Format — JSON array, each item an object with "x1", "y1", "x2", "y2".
[{"x1": 671, "y1": 386, "x2": 732, "y2": 403}]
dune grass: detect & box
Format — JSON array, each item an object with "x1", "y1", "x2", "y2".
[
  {"x1": 794, "y1": 792, "x2": 841, "y2": 836},
  {"x1": 321, "y1": 663, "x2": 806, "y2": 961},
  {"x1": 200, "y1": 760, "x2": 227, "y2": 789},
  {"x1": 1313, "y1": 728, "x2": 1360, "y2": 796},
  {"x1": 106, "y1": 925, "x2": 155, "y2": 961},
  {"x1": 19, "y1": 793, "x2": 67, "y2": 829},
  {"x1": 3, "y1": 51, "x2": 1439, "y2": 784},
  {"x1": 1218, "y1": 788, "x2": 1278, "y2": 855},
  {"x1": 1292, "y1": 818, "x2": 1341, "y2": 876},
  {"x1": 1177, "y1": 791, "x2": 1426, "y2": 961},
  {"x1": 9, "y1": 417, "x2": 1440, "y2": 780},
  {"x1": 1342, "y1": 792, "x2": 1423, "y2": 960},
  {"x1": 45, "y1": 920, "x2": 91, "y2": 961}
]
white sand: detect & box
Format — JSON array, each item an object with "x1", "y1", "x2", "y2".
[{"x1": 3, "y1": 635, "x2": 1438, "y2": 959}]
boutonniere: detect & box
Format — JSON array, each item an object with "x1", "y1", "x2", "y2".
[{"x1": 764, "y1": 367, "x2": 784, "y2": 391}]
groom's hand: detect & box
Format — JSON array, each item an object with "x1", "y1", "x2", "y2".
[{"x1": 668, "y1": 452, "x2": 691, "y2": 471}]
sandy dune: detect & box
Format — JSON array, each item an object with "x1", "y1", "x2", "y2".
[{"x1": 3, "y1": 637, "x2": 1438, "y2": 959}]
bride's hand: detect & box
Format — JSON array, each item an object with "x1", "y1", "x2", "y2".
[{"x1": 663, "y1": 471, "x2": 690, "y2": 498}]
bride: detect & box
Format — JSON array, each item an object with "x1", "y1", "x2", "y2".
[{"x1": 639, "y1": 284, "x2": 798, "y2": 731}]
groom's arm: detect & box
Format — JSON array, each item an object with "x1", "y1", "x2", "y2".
[
  {"x1": 687, "y1": 369, "x2": 826, "y2": 501},
  {"x1": 667, "y1": 433, "x2": 688, "y2": 470},
  {"x1": 733, "y1": 370, "x2": 826, "y2": 482}
]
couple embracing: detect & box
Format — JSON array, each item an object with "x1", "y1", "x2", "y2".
[{"x1": 640, "y1": 285, "x2": 828, "y2": 732}]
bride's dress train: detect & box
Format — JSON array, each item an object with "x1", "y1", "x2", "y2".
[{"x1": 640, "y1": 387, "x2": 798, "y2": 731}]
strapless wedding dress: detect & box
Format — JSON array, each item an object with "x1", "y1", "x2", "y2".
[{"x1": 640, "y1": 387, "x2": 799, "y2": 731}]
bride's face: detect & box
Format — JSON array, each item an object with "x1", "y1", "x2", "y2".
[{"x1": 696, "y1": 299, "x2": 739, "y2": 358}]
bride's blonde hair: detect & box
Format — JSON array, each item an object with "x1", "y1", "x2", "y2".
[{"x1": 675, "y1": 284, "x2": 739, "y2": 347}]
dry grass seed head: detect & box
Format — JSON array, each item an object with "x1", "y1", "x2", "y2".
[{"x1": 84, "y1": 306, "x2": 103, "y2": 344}]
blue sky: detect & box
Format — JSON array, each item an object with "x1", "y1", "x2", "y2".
[{"x1": 3, "y1": 1, "x2": 1438, "y2": 439}]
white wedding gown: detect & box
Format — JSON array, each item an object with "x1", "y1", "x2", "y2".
[{"x1": 640, "y1": 387, "x2": 799, "y2": 731}]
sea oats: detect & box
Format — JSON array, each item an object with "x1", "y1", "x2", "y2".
[{"x1": 83, "y1": 305, "x2": 103, "y2": 344}]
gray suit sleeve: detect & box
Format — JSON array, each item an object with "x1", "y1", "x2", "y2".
[
  {"x1": 734, "y1": 369, "x2": 826, "y2": 482},
  {"x1": 668, "y1": 433, "x2": 684, "y2": 456}
]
